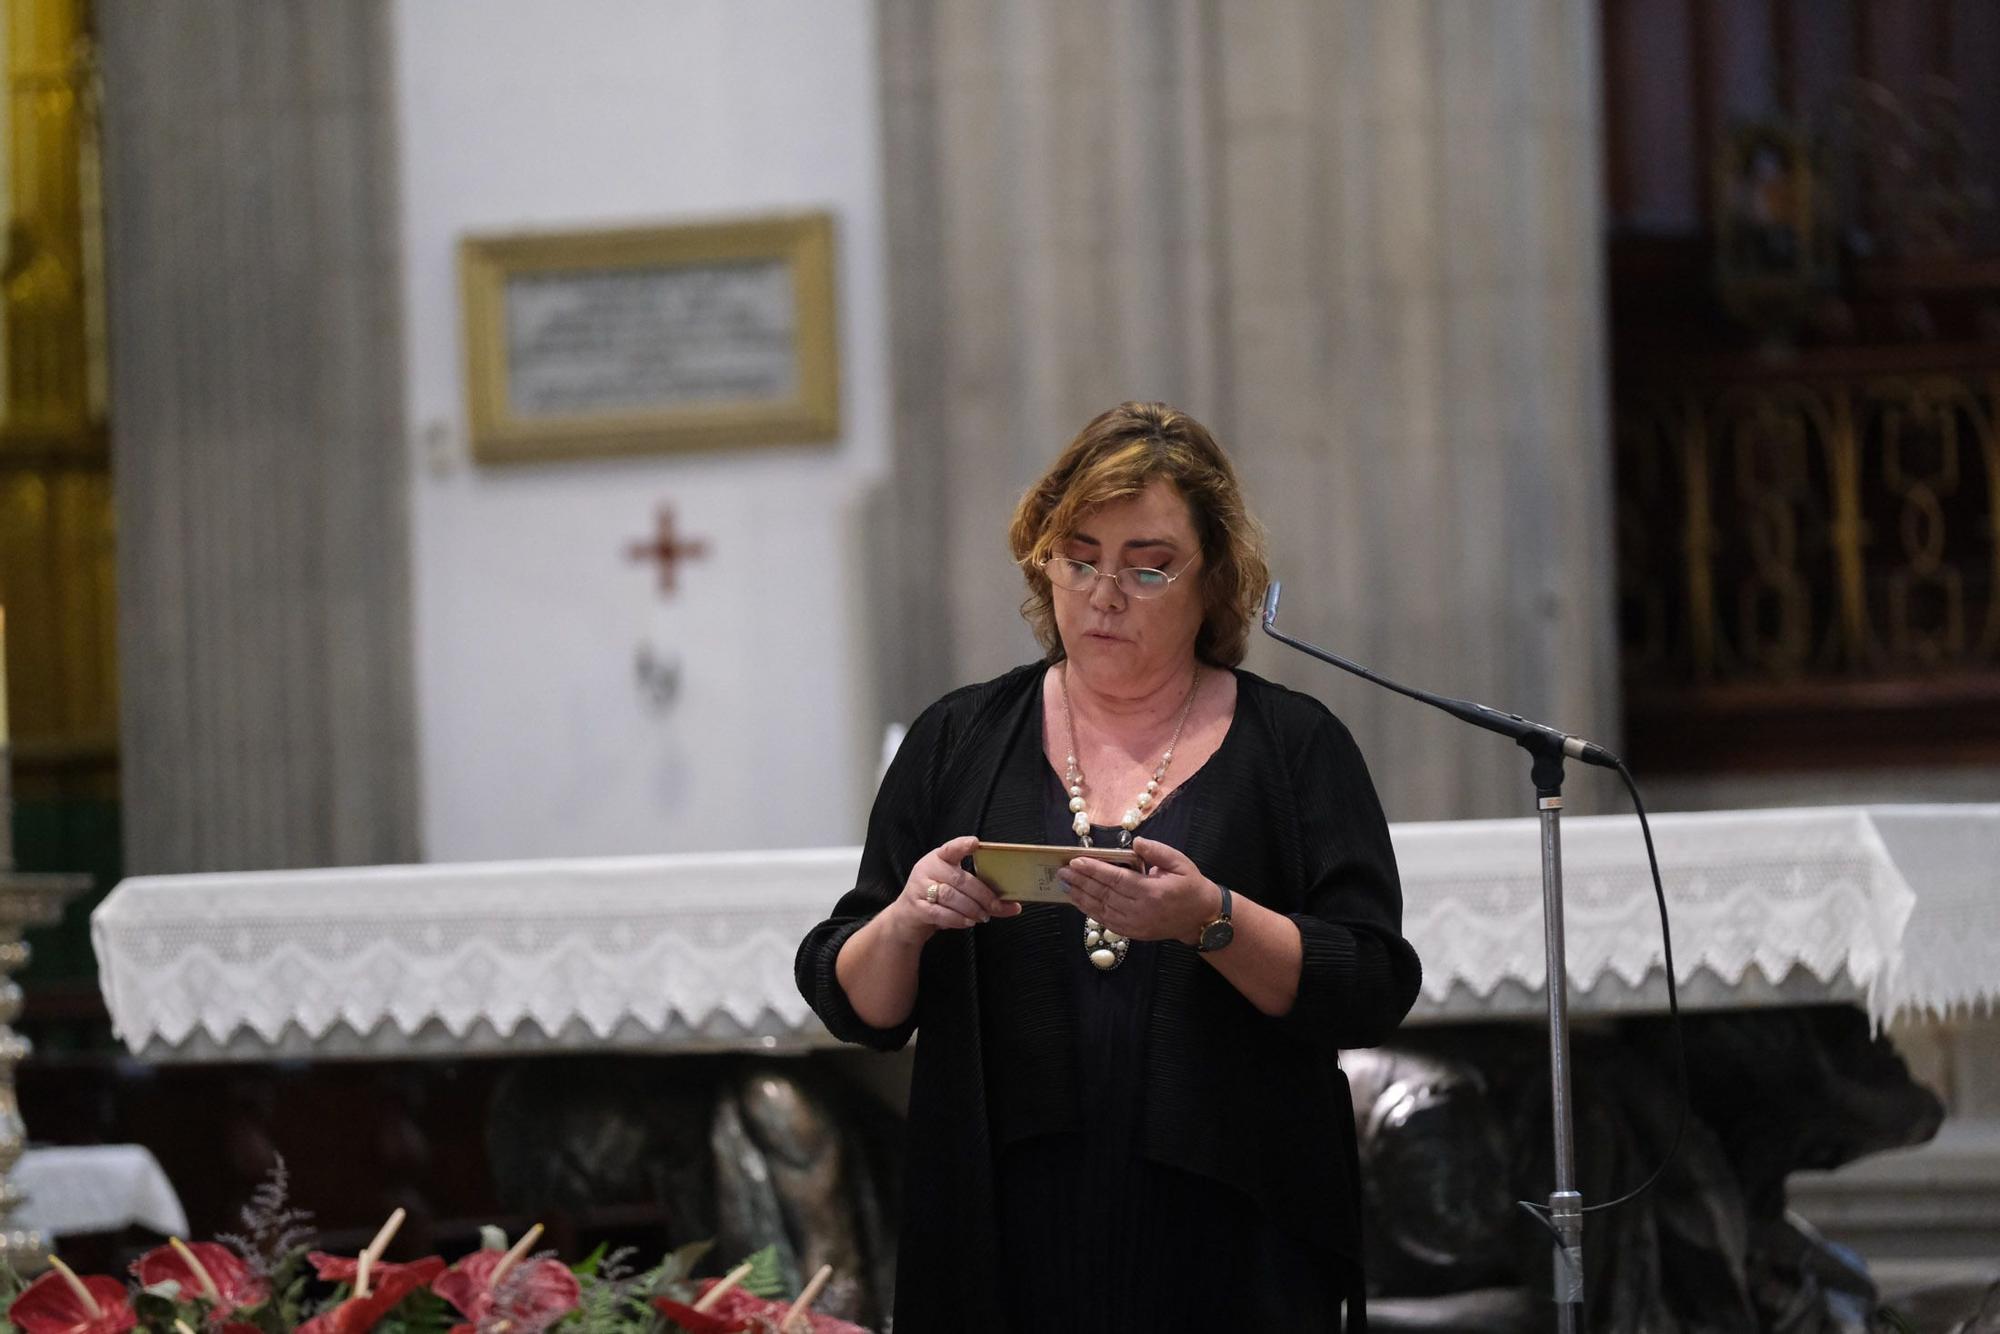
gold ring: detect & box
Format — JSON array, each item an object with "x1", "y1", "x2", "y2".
[{"x1": 925, "y1": 882, "x2": 942, "y2": 904}]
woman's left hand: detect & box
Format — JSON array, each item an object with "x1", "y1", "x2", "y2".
[{"x1": 1058, "y1": 836, "x2": 1222, "y2": 946}]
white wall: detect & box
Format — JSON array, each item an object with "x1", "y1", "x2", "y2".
[{"x1": 394, "y1": 0, "x2": 889, "y2": 859}]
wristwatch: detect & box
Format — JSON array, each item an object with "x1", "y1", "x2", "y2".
[{"x1": 1195, "y1": 884, "x2": 1234, "y2": 953}]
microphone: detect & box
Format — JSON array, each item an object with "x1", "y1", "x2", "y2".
[{"x1": 1260, "y1": 580, "x2": 1619, "y2": 770}]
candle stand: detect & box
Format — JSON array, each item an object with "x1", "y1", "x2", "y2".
[{"x1": 0, "y1": 730, "x2": 91, "y2": 1271}]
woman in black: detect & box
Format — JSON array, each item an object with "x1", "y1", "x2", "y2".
[{"x1": 796, "y1": 402, "x2": 1420, "y2": 1332}]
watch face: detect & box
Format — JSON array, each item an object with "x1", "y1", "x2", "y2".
[{"x1": 1199, "y1": 920, "x2": 1235, "y2": 953}]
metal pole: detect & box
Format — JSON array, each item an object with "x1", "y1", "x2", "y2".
[
  {"x1": 1257, "y1": 589, "x2": 1600, "y2": 1325},
  {"x1": 1540, "y1": 793, "x2": 1584, "y2": 1330}
]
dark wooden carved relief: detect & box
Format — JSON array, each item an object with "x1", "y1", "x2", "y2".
[{"x1": 1602, "y1": 0, "x2": 2000, "y2": 771}]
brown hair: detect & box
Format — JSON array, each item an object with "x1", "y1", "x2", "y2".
[{"x1": 1008, "y1": 401, "x2": 1270, "y2": 666}]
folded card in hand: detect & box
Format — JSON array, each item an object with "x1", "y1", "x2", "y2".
[{"x1": 971, "y1": 842, "x2": 1142, "y2": 904}]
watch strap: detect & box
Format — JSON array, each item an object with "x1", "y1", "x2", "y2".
[{"x1": 1196, "y1": 884, "x2": 1234, "y2": 952}]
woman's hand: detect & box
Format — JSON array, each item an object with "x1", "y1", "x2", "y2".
[
  {"x1": 1058, "y1": 836, "x2": 1221, "y2": 945},
  {"x1": 887, "y1": 835, "x2": 1020, "y2": 944}
]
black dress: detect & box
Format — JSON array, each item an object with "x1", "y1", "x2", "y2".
[
  {"x1": 987, "y1": 752, "x2": 1344, "y2": 1331},
  {"x1": 796, "y1": 662, "x2": 1419, "y2": 1333}
]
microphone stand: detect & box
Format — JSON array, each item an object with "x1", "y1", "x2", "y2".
[{"x1": 1262, "y1": 582, "x2": 1597, "y2": 1329}]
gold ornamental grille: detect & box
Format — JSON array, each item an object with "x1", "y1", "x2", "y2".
[
  {"x1": 1618, "y1": 359, "x2": 2000, "y2": 768},
  {"x1": 0, "y1": 0, "x2": 113, "y2": 801}
]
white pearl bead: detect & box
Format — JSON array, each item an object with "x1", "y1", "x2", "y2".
[
  {"x1": 1136, "y1": 793, "x2": 1150, "y2": 809},
  {"x1": 1084, "y1": 929, "x2": 1102, "y2": 948},
  {"x1": 1073, "y1": 813, "x2": 1091, "y2": 836},
  {"x1": 1122, "y1": 810, "x2": 1140, "y2": 828},
  {"x1": 1146, "y1": 779, "x2": 1158, "y2": 792},
  {"x1": 1069, "y1": 785, "x2": 1082, "y2": 798},
  {"x1": 1065, "y1": 754, "x2": 1076, "y2": 765},
  {"x1": 1069, "y1": 796, "x2": 1086, "y2": 813},
  {"x1": 1089, "y1": 948, "x2": 1118, "y2": 970}
]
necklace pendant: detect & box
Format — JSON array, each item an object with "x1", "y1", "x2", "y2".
[
  {"x1": 1083, "y1": 917, "x2": 1127, "y2": 971},
  {"x1": 1059, "y1": 662, "x2": 1199, "y2": 974}
]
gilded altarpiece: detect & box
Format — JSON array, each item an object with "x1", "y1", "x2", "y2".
[{"x1": 0, "y1": 0, "x2": 116, "y2": 985}]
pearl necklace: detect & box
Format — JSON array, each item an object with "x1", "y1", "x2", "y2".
[{"x1": 1060, "y1": 662, "x2": 1201, "y2": 971}]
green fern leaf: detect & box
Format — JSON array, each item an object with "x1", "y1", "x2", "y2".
[{"x1": 734, "y1": 1246, "x2": 786, "y2": 1300}]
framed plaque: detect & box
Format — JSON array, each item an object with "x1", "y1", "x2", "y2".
[{"x1": 460, "y1": 213, "x2": 839, "y2": 462}]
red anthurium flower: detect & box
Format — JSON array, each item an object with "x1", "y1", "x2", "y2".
[
  {"x1": 306, "y1": 1252, "x2": 444, "y2": 1291},
  {"x1": 131, "y1": 1242, "x2": 268, "y2": 1313},
  {"x1": 296, "y1": 1256, "x2": 445, "y2": 1334},
  {"x1": 653, "y1": 1287, "x2": 769, "y2": 1334},
  {"x1": 432, "y1": 1248, "x2": 580, "y2": 1334},
  {"x1": 652, "y1": 1294, "x2": 746, "y2": 1334},
  {"x1": 10, "y1": 1262, "x2": 137, "y2": 1334},
  {"x1": 653, "y1": 1283, "x2": 867, "y2": 1334}
]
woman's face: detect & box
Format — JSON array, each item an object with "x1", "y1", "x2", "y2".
[{"x1": 1052, "y1": 478, "x2": 1207, "y2": 692}]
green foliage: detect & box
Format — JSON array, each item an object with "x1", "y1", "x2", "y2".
[
  {"x1": 131, "y1": 1289, "x2": 189, "y2": 1329},
  {"x1": 570, "y1": 1244, "x2": 611, "y2": 1280},
  {"x1": 635, "y1": 1239, "x2": 715, "y2": 1310},
  {"x1": 260, "y1": 1246, "x2": 316, "y2": 1332},
  {"x1": 218, "y1": 1155, "x2": 316, "y2": 1279},
  {"x1": 0, "y1": 1255, "x2": 23, "y2": 1334},
  {"x1": 652, "y1": 1241, "x2": 714, "y2": 1295},
  {"x1": 375, "y1": 1288, "x2": 454, "y2": 1334},
  {"x1": 734, "y1": 1247, "x2": 785, "y2": 1301},
  {"x1": 569, "y1": 1247, "x2": 663, "y2": 1334}
]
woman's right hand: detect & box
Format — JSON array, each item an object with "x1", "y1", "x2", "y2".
[{"x1": 890, "y1": 835, "x2": 1020, "y2": 942}]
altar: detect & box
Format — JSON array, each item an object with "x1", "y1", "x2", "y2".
[
  {"x1": 78, "y1": 803, "x2": 2000, "y2": 1327},
  {"x1": 91, "y1": 804, "x2": 2000, "y2": 1061}
]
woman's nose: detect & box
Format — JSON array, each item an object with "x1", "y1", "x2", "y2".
[{"x1": 1088, "y1": 572, "x2": 1125, "y2": 610}]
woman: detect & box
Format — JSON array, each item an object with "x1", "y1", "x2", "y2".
[{"x1": 796, "y1": 402, "x2": 1420, "y2": 1332}]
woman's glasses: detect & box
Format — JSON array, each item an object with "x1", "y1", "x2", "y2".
[{"x1": 1040, "y1": 554, "x2": 1197, "y2": 600}]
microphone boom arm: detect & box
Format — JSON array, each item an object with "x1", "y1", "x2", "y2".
[
  {"x1": 1260, "y1": 581, "x2": 1617, "y2": 772},
  {"x1": 1261, "y1": 577, "x2": 1599, "y2": 1326}
]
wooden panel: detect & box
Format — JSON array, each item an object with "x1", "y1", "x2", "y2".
[
  {"x1": 1604, "y1": 0, "x2": 1699, "y2": 230},
  {"x1": 1958, "y1": 0, "x2": 2000, "y2": 253},
  {"x1": 1713, "y1": 0, "x2": 1777, "y2": 125},
  {"x1": 1603, "y1": 0, "x2": 2000, "y2": 771}
]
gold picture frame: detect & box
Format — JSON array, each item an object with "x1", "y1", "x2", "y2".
[{"x1": 460, "y1": 212, "x2": 839, "y2": 462}]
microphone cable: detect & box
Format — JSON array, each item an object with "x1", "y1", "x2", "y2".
[
  {"x1": 1516, "y1": 753, "x2": 1689, "y2": 1239},
  {"x1": 1257, "y1": 581, "x2": 1689, "y2": 1244}
]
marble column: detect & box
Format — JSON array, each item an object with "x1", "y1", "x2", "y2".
[
  {"x1": 98, "y1": 1, "x2": 419, "y2": 872},
  {"x1": 876, "y1": 0, "x2": 1617, "y2": 820}
]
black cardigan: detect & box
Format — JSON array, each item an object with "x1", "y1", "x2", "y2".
[{"x1": 795, "y1": 663, "x2": 1421, "y2": 1331}]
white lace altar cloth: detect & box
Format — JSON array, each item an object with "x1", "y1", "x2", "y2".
[
  {"x1": 1397, "y1": 803, "x2": 1998, "y2": 1024},
  {"x1": 91, "y1": 805, "x2": 1999, "y2": 1062}
]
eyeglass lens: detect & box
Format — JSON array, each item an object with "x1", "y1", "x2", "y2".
[{"x1": 1044, "y1": 557, "x2": 1173, "y2": 598}]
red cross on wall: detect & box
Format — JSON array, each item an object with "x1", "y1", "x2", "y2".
[{"x1": 625, "y1": 506, "x2": 711, "y2": 596}]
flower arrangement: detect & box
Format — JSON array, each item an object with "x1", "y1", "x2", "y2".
[{"x1": 1, "y1": 1161, "x2": 867, "y2": 1334}]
